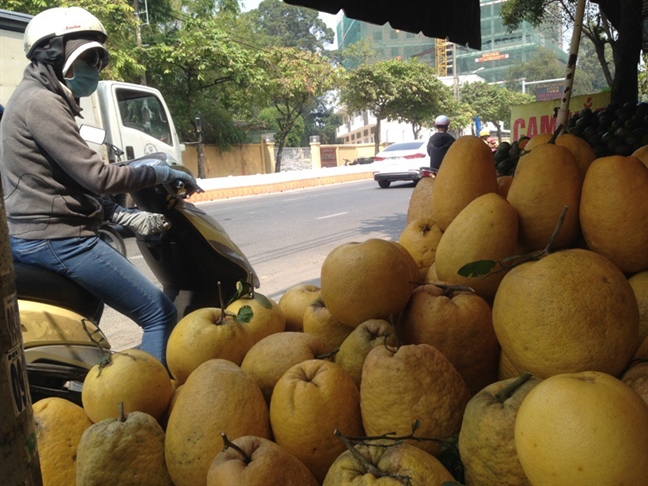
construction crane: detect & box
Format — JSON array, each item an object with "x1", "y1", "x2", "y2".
[{"x1": 435, "y1": 38, "x2": 448, "y2": 76}]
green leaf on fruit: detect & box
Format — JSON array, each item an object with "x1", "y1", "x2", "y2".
[
  {"x1": 457, "y1": 260, "x2": 497, "y2": 278},
  {"x1": 254, "y1": 293, "x2": 273, "y2": 309},
  {"x1": 236, "y1": 305, "x2": 254, "y2": 323}
]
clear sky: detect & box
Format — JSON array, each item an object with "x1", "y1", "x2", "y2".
[{"x1": 240, "y1": 0, "x2": 341, "y2": 48}]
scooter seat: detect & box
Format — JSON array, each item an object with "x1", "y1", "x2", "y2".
[{"x1": 13, "y1": 262, "x2": 103, "y2": 322}]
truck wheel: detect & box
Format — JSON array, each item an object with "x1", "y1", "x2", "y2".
[
  {"x1": 378, "y1": 180, "x2": 391, "y2": 188},
  {"x1": 98, "y1": 225, "x2": 127, "y2": 257}
]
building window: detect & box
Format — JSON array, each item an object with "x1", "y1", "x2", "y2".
[
  {"x1": 390, "y1": 30, "x2": 399, "y2": 39},
  {"x1": 364, "y1": 129, "x2": 368, "y2": 136},
  {"x1": 373, "y1": 30, "x2": 383, "y2": 41},
  {"x1": 391, "y1": 46, "x2": 400, "y2": 57}
]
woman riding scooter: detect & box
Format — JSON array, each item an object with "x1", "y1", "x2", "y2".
[{"x1": 0, "y1": 6, "x2": 201, "y2": 367}]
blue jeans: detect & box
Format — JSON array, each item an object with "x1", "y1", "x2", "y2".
[{"x1": 11, "y1": 236, "x2": 177, "y2": 366}]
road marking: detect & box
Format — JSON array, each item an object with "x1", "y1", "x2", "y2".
[{"x1": 316, "y1": 212, "x2": 348, "y2": 220}]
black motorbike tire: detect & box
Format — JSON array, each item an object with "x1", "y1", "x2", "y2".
[{"x1": 98, "y1": 225, "x2": 127, "y2": 257}]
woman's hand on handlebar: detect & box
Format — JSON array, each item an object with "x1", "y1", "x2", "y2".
[{"x1": 152, "y1": 165, "x2": 204, "y2": 196}]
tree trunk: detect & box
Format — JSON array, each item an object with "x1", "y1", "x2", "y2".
[
  {"x1": 374, "y1": 116, "x2": 382, "y2": 154},
  {"x1": 0, "y1": 190, "x2": 43, "y2": 485},
  {"x1": 274, "y1": 139, "x2": 284, "y2": 173},
  {"x1": 600, "y1": 0, "x2": 642, "y2": 105}
]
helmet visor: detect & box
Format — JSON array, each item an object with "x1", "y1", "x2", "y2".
[{"x1": 63, "y1": 41, "x2": 109, "y2": 75}]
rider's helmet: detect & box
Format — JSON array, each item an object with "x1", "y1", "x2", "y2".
[
  {"x1": 24, "y1": 7, "x2": 109, "y2": 73},
  {"x1": 434, "y1": 115, "x2": 450, "y2": 127},
  {"x1": 479, "y1": 128, "x2": 491, "y2": 138}
]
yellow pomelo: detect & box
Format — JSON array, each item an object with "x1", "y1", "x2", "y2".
[
  {"x1": 507, "y1": 142, "x2": 581, "y2": 251},
  {"x1": 459, "y1": 374, "x2": 542, "y2": 486},
  {"x1": 323, "y1": 442, "x2": 454, "y2": 485},
  {"x1": 496, "y1": 175, "x2": 513, "y2": 198},
  {"x1": 580, "y1": 155, "x2": 648, "y2": 273},
  {"x1": 425, "y1": 261, "x2": 439, "y2": 282},
  {"x1": 320, "y1": 238, "x2": 416, "y2": 327},
  {"x1": 206, "y1": 435, "x2": 318, "y2": 486},
  {"x1": 492, "y1": 248, "x2": 640, "y2": 379},
  {"x1": 225, "y1": 292, "x2": 285, "y2": 343},
  {"x1": 166, "y1": 307, "x2": 254, "y2": 384},
  {"x1": 81, "y1": 349, "x2": 173, "y2": 423},
  {"x1": 515, "y1": 371, "x2": 648, "y2": 485},
  {"x1": 406, "y1": 176, "x2": 435, "y2": 224},
  {"x1": 629, "y1": 270, "x2": 648, "y2": 343},
  {"x1": 32, "y1": 397, "x2": 92, "y2": 486},
  {"x1": 165, "y1": 359, "x2": 271, "y2": 486},
  {"x1": 76, "y1": 410, "x2": 172, "y2": 486},
  {"x1": 240, "y1": 331, "x2": 331, "y2": 404},
  {"x1": 636, "y1": 336, "x2": 648, "y2": 360},
  {"x1": 555, "y1": 133, "x2": 597, "y2": 178},
  {"x1": 270, "y1": 359, "x2": 364, "y2": 483},
  {"x1": 498, "y1": 350, "x2": 523, "y2": 380},
  {"x1": 434, "y1": 192, "x2": 518, "y2": 302},
  {"x1": 302, "y1": 297, "x2": 353, "y2": 349},
  {"x1": 631, "y1": 144, "x2": 648, "y2": 166},
  {"x1": 397, "y1": 217, "x2": 443, "y2": 282},
  {"x1": 360, "y1": 344, "x2": 471, "y2": 456},
  {"x1": 621, "y1": 360, "x2": 648, "y2": 405},
  {"x1": 431, "y1": 135, "x2": 498, "y2": 231},
  {"x1": 277, "y1": 284, "x2": 321, "y2": 332},
  {"x1": 521, "y1": 132, "x2": 552, "y2": 152},
  {"x1": 399, "y1": 284, "x2": 500, "y2": 395},
  {"x1": 334, "y1": 318, "x2": 397, "y2": 388}
]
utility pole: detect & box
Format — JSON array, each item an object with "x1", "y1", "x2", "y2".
[
  {"x1": 134, "y1": 0, "x2": 147, "y2": 86},
  {"x1": 453, "y1": 43, "x2": 460, "y2": 101}
]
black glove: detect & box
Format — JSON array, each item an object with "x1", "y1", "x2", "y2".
[
  {"x1": 110, "y1": 207, "x2": 170, "y2": 235},
  {"x1": 152, "y1": 165, "x2": 203, "y2": 194}
]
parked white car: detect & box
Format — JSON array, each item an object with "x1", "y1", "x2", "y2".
[{"x1": 371, "y1": 140, "x2": 432, "y2": 188}]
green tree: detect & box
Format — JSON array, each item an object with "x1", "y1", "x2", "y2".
[
  {"x1": 259, "y1": 108, "x2": 305, "y2": 147},
  {"x1": 257, "y1": 47, "x2": 340, "y2": 172},
  {"x1": 462, "y1": 83, "x2": 534, "y2": 140},
  {"x1": 501, "y1": 0, "x2": 642, "y2": 105},
  {"x1": 384, "y1": 61, "x2": 454, "y2": 139},
  {"x1": 328, "y1": 38, "x2": 379, "y2": 69},
  {"x1": 245, "y1": 0, "x2": 334, "y2": 52},
  {"x1": 341, "y1": 58, "x2": 454, "y2": 152},
  {"x1": 143, "y1": 16, "x2": 264, "y2": 146}
]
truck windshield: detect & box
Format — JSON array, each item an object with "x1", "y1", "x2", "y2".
[{"x1": 116, "y1": 89, "x2": 172, "y2": 146}]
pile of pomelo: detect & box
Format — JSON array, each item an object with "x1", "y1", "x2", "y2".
[{"x1": 31, "y1": 131, "x2": 648, "y2": 486}]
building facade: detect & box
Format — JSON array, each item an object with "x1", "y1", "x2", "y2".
[{"x1": 337, "y1": 0, "x2": 566, "y2": 80}]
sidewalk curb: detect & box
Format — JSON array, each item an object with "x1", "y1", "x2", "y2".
[{"x1": 189, "y1": 171, "x2": 375, "y2": 202}]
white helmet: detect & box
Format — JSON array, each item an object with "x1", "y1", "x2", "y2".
[
  {"x1": 479, "y1": 128, "x2": 491, "y2": 137},
  {"x1": 434, "y1": 115, "x2": 450, "y2": 126},
  {"x1": 24, "y1": 7, "x2": 107, "y2": 59}
]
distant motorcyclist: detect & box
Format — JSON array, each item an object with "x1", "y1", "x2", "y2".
[
  {"x1": 427, "y1": 115, "x2": 455, "y2": 171},
  {"x1": 0, "y1": 6, "x2": 200, "y2": 366},
  {"x1": 480, "y1": 128, "x2": 498, "y2": 153}
]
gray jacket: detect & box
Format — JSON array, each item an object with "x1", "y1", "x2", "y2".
[{"x1": 0, "y1": 62, "x2": 156, "y2": 239}]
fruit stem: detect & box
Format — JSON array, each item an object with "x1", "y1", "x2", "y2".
[
  {"x1": 541, "y1": 205, "x2": 568, "y2": 256},
  {"x1": 495, "y1": 372, "x2": 533, "y2": 403},
  {"x1": 221, "y1": 433, "x2": 252, "y2": 464},
  {"x1": 315, "y1": 348, "x2": 339, "y2": 360},
  {"x1": 217, "y1": 281, "x2": 225, "y2": 324},
  {"x1": 433, "y1": 283, "x2": 475, "y2": 296},
  {"x1": 333, "y1": 429, "x2": 397, "y2": 480},
  {"x1": 118, "y1": 402, "x2": 126, "y2": 422}
]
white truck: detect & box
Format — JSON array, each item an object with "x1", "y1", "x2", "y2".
[{"x1": 0, "y1": 9, "x2": 185, "y2": 167}]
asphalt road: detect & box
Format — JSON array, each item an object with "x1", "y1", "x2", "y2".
[{"x1": 101, "y1": 178, "x2": 416, "y2": 351}]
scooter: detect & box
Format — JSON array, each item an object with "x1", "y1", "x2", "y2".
[{"x1": 16, "y1": 142, "x2": 258, "y2": 405}]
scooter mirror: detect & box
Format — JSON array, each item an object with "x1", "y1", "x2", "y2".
[{"x1": 79, "y1": 124, "x2": 106, "y2": 145}]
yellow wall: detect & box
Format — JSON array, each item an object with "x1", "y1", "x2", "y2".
[{"x1": 183, "y1": 142, "x2": 388, "y2": 179}]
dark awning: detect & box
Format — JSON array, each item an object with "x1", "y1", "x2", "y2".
[{"x1": 283, "y1": 0, "x2": 482, "y2": 50}]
